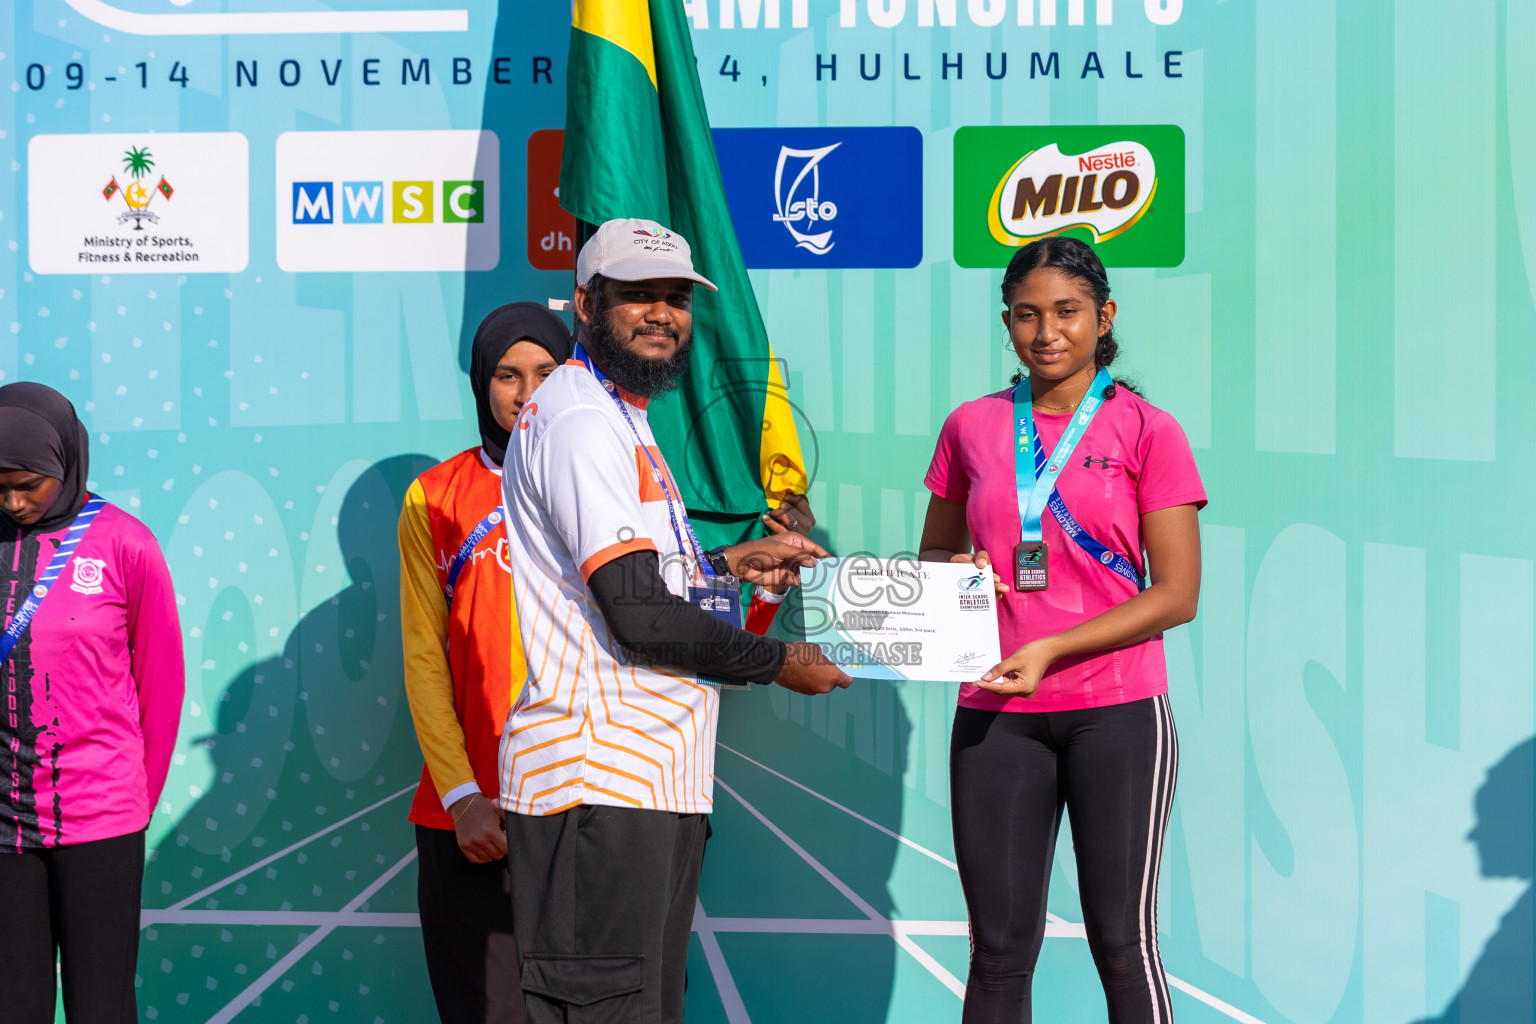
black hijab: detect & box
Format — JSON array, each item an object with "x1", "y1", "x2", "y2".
[
  {"x1": 0, "y1": 382, "x2": 91, "y2": 533},
  {"x1": 470, "y1": 302, "x2": 572, "y2": 466}
]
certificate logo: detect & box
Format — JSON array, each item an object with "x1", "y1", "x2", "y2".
[
  {"x1": 713, "y1": 126, "x2": 923, "y2": 269},
  {"x1": 28, "y1": 132, "x2": 249, "y2": 275},
  {"x1": 956, "y1": 570, "x2": 988, "y2": 592},
  {"x1": 954, "y1": 125, "x2": 1184, "y2": 268},
  {"x1": 276, "y1": 130, "x2": 499, "y2": 272}
]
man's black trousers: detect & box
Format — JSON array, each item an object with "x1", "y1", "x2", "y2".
[{"x1": 507, "y1": 805, "x2": 708, "y2": 1024}]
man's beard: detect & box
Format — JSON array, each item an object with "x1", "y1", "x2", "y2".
[{"x1": 584, "y1": 309, "x2": 694, "y2": 398}]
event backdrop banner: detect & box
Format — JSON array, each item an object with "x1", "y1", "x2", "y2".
[{"x1": 5, "y1": 2, "x2": 1535, "y2": 1023}]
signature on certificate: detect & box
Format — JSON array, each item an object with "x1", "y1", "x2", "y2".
[{"x1": 951, "y1": 650, "x2": 985, "y2": 672}]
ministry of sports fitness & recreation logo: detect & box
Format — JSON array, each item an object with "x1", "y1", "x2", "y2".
[
  {"x1": 953, "y1": 124, "x2": 1185, "y2": 268},
  {"x1": 28, "y1": 131, "x2": 248, "y2": 275},
  {"x1": 101, "y1": 145, "x2": 174, "y2": 230}
]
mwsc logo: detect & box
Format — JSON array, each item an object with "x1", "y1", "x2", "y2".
[
  {"x1": 276, "y1": 130, "x2": 498, "y2": 272},
  {"x1": 291, "y1": 180, "x2": 485, "y2": 224},
  {"x1": 954, "y1": 125, "x2": 1184, "y2": 268}
]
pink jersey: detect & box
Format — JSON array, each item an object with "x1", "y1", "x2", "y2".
[
  {"x1": 1, "y1": 502, "x2": 184, "y2": 849},
  {"x1": 925, "y1": 386, "x2": 1206, "y2": 712}
]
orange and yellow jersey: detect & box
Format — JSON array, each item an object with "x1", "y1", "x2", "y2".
[{"x1": 399, "y1": 447, "x2": 526, "y2": 830}]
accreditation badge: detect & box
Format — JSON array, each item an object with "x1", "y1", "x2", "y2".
[
  {"x1": 1014, "y1": 541, "x2": 1049, "y2": 592},
  {"x1": 689, "y1": 579, "x2": 745, "y2": 689},
  {"x1": 688, "y1": 581, "x2": 743, "y2": 629}
]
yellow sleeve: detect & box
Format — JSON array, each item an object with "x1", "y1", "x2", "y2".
[{"x1": 398, "y1": 478, "x2": 476, "y2": 805}]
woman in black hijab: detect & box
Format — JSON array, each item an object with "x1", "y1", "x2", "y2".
[
  {"x1": 0, "y1": 381, "x2": 91, "y2": 530},
  {"x1": 398, "y1": 302, "x2": 570, "y2": 1024},
  {"x1": 0, "y1": 382, "x2": 184, "y2": 1024},
  {"x1": 469, "y1": 301, "x2": 574, "y2": 465}
]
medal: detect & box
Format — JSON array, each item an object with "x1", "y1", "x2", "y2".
[{"x1": 1013, "y1": 541, "x2": 1049, "y2": 592}]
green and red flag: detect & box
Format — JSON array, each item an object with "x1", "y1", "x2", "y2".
[
  {"x1": 559, "y1": 0, "x2": 809, "y2": 549},
  {"x1": 156, "y1": 177, "x2": 174, "y2": 200},
  {"x1": 103, "y1": 177, "x2": 119, "y2": 201}
]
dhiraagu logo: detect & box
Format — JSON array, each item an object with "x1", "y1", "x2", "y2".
[
  {"x1": 277, "y1": 130, "x2": 498, "y2": 271},
  {"x1": 954, "y1": 125, "x2": 1184, "y2": 268}
]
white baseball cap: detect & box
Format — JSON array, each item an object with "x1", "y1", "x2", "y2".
[{"x1": 576, "y1": 217, "x2": 718, "y2": 292}]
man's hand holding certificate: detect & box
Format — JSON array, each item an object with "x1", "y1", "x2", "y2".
[{"x1": 789, "y1": 556, "x2": 1002, "y2": 682}]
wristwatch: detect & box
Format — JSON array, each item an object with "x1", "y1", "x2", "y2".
[{"x1": 704, "y1": 546, "x2": 734, "y2": 579}]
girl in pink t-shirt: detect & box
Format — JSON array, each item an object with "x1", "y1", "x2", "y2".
[
  {"x1": 921, "y1": 238, "x2": 1205, "y2": 1023},
  {"x1": 0, "y1": 383, "x2": 184, "y2": 1023}
]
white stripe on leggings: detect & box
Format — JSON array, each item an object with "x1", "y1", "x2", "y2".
[
  {"x1": 1151, "y1": 696, "x2": 1180, "y2": 1014},
  {"x1": 1137, "y1": 693, "x2": 1177, "y2": 1022},
  {"x1": 1148, "y1": 696, "x2": 1179, "y2": 1019}
]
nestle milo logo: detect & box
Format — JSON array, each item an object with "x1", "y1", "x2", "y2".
[
  {"x1": 990, "y1": 142, "x2": 1156, "y2": 246},
  {"x1": 955, "y1": 125, "x2": 1184, "y2": 268}
]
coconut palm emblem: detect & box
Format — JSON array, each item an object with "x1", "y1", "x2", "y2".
[{"x1": 102, "y1": 145, "x2": 174, "y2": 230}]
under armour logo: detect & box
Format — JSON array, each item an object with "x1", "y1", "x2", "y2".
[{"x1": 1082, "y1": 455, "x2": 1114, "y2": 470}]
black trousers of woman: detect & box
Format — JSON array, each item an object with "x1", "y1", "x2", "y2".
[
  {"x1": 951, "y1": 695, "x2": 1178, "y2": 1024},
  {"x1": 0, "y1": 829, "x2": 145, "y2": 1023},
  {"x1": 415, "y1": 824, "x2": 526, "y2": 1024}
]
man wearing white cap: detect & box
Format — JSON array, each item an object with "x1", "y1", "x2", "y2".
[{"x1": 497, "y1": 217, "x2": 849, "y2": 1023}]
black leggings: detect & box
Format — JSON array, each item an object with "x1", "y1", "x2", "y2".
[
  {"x1": 951, "y1": 696, "x2": 1177, "y2": 1024},
  {"x1": 0, "y1": 830, "x2": 146, "y2": 1023},
  {"x1": 415, "y1": 825, "x2": 526, "y2": 1024}
]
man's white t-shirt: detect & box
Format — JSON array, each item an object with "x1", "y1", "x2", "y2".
[{"x1": 496, "y1": 362, "x2": 718, "y2": 816}]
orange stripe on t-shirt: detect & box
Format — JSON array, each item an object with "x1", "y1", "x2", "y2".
[
  {"x1": 585, "y1": 758, "x2": 658, "y2": 804},
  {"x1": 511, "y1": 712, "x2": 589, "y2": 806},
  {"x1": 654, "y1": 667, "x2": 714, "y2": 807},
  {"x1": 615, "y1": 665, "x2": 692, "y2": 809},
  {"x1": 513, "y1": 604, "x2": 585, "y2": 725},
  {"x1": 517, "y1": 752, "x2": 587, "y2": 810},
  {"x1": 540, "y1": 797, "x2": 585, "y2": 817},
  {"x1": 584, "y1": 782, "x2": 645, "y2": 807},
  {"x1": 592, "y1": 632, "x2": 678, "y2": 808},
  {"x1": 634, "y1": 445, "x2": 672, "y2": 504},
  {"x1": 586, "y1": 709, "x2": 668, "y2": 779},
  {"x1": 530, "y1": 776, "x2": 586, "y2": 808},
  {"x1": 579, "y1": 537, "x2": 658, "y2": 581}
]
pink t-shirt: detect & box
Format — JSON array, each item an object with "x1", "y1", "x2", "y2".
[
  {"x1": 924, "y1": 386, "x2": 1206, "y2": 712},
  {"x1": 1, "y1": 502, "x2": 184, "y2": 849}
]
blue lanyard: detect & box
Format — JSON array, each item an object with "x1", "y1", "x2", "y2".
[
  {"x1": 1014, "y1": 374, "x2": 1145, "y2": 588},
  {"x1": 444, "y1": 505, "x2": 504, "y2": 609},
  {"x1": 570, "y1": 343, "x2": 716, "y2": 579},
  {"x1": 1014, "y1": 369, "x2": 1113, "y2": 542},
  {"x1": 0, "y1": 495, "x2": 106, "y2": 667}
]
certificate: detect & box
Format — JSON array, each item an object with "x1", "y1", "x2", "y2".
[{"x1": 788, "y1": 557, "x2": 1001, "y2": 682}]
